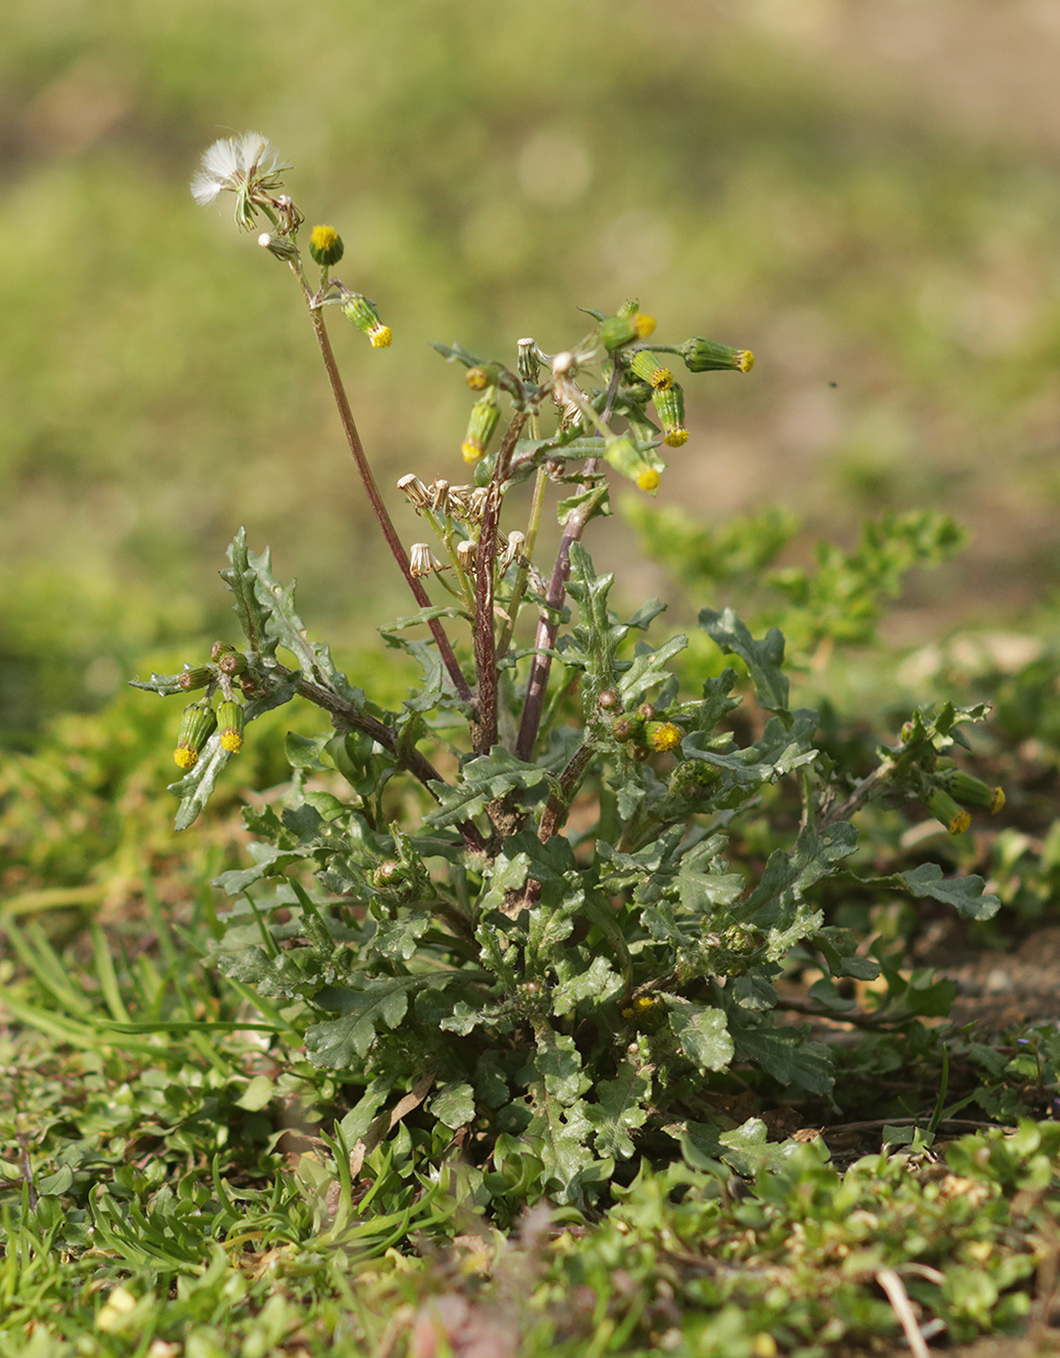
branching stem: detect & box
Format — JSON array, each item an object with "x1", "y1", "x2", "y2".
[
  {"x1": 515, "y1": 368, "x2": 622, "y2": 762},
  {"x1": 821, "y1": 758, "x2": 896, "y2": 826},
  {"x1": 515, "y1": 462, "x2": 599, "y2": 761},
  {"x1": 293, "y1": 674, "x2": 486, "y2": 854}
]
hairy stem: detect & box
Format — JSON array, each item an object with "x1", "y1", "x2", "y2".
[
  {"x1": 515, "y1": 368, "x2": 622, "y2": 761},
  {"x1": 306, "y1": 305, "x2": 472, "y2": 704},
  {"x1": 471, "y1": 411, "x2": 527, "y2": 755},
  {"x1": 820, "y1": 758, "x2": 896, "y2": 827}
]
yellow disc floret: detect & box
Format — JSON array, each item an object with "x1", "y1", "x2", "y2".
[
  {"x1": 636, "y1": 467, "x2": 661, "y2": 492},
  {"x1": 311, "y1": 224, "x2": 339, "y2": 251},
  {"x1": 174, "y1": 747, "x2": 199, "y2": 770},
  {"x1": 663, "y1": 428, "x2": 689, "y2": 448},
  {"x1": 648, "y1": 721, "x2": 682, "y2": 753},
  {"x1": 369, "y1": 324, "x2": 393, "y2": 348},
  {"x1": 308, "y1": 224, "x2": 344, "y2": 267}
]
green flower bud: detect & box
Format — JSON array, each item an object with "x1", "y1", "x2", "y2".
[
  {"x1": 466, "y1": 363, "x2": 503, "y2": 391},
  {"x1": 612, "y1": 716, "x2": 637, "y2": 743},
  {"x1": 461, "y1": 388, "x2": 501, "y2": 463},
  {"x1": 217, "y1": 698, "x2": 245, "y2": 754},
  {"x1": 668, "y1": 760, "x2": 722, "y2": 798},
  {"x1": 602, "y1": 433, "x2": 665, "y2": 492},
  {"x1": 597, "y1": 689, "x2": 621, "y2": 712},
  {"x1": 724, "y1": 925, "x2": 757, "y2": 953},
  {"x1": 177, "y1": 666, "x2": 214, "y2": 692},
  {"x1": 637, "y1": 703, "x2": 657, "y2": 722},
  {"x1": 308, "y1": 224, "x2": 344, "y2": 267},
  {"x1": 679, "y1": 337, "x2": 754, "y2": 373},
  {"x1": 651, "y1": 382, "x2": 688, "y2": 447},
  {"x1": 217, "y1": 651, "x2": 247, "y2": 677},
  {"x1": 211, "y1": 641, "x2": 237, "y2": 662},
  {"x1": 341, "y1": 293, "x2": 392, "y2": 348},
  {"x1": 174, "y1": 700, "x2": 217, "y2": 771},
  {"x1": 936, "y1": 769, "x2": 1005, "y2": 815},
  {"x1": 630, "y1": 350, "x2": 674, "y2": 391},
  {"x1": 600, "y1": 312, "x2": 656, "y2": 351},
  {"x1": 372, "y1": 860, "x2": 403, "y2": 888},
  {"x1": 926, "y1": 788, "x2": 971, "y2": 836}
]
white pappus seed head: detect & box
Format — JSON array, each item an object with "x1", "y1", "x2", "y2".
[{"x1": 191, "y1": 131, "x2": 285, "y2": 210}]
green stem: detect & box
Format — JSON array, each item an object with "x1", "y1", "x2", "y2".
[{"x1": 821, "y1": 757, "x2": 896, "y2": 826}]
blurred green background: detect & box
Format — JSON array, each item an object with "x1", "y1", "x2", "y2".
[{"x1": 5, "y1": 0, "x2": 1060, "y2": 743}]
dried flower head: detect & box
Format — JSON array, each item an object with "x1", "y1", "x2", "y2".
[
  {"x1": 191, "y1": 132, "x2": 289, "y2": 230},
  {"x1": 397, "y1": 474, "x2": 430, "y2": 508},
  {"x1": 409, "y1": 543, "x2": 442, "y2": 578},
  {"x1": 456, "y1": 539, "x2": 478, "y2": 572}
]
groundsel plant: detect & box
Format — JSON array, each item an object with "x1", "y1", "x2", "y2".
[{"x1": 133, "y1": 133, "x2": 1004, "y2": 1205}]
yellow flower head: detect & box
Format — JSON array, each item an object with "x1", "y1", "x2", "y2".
[
  {"x1": 309, "y1": 224, "x2": 344, "y2": 266},
  {"x1": 648, "y1": 721, "x2": 682, "y2": 753}
]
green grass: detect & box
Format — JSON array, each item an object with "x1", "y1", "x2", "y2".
[
  {"x1": 4, "y1": 910, "x2": 1060, "y2": 1357},
  {"x1": 6, "y1": 632, "x2": 1060, "y2": 1353},
  {"x1": 3, "y1": 889, "x2": 1060, "y2": 1358}
]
